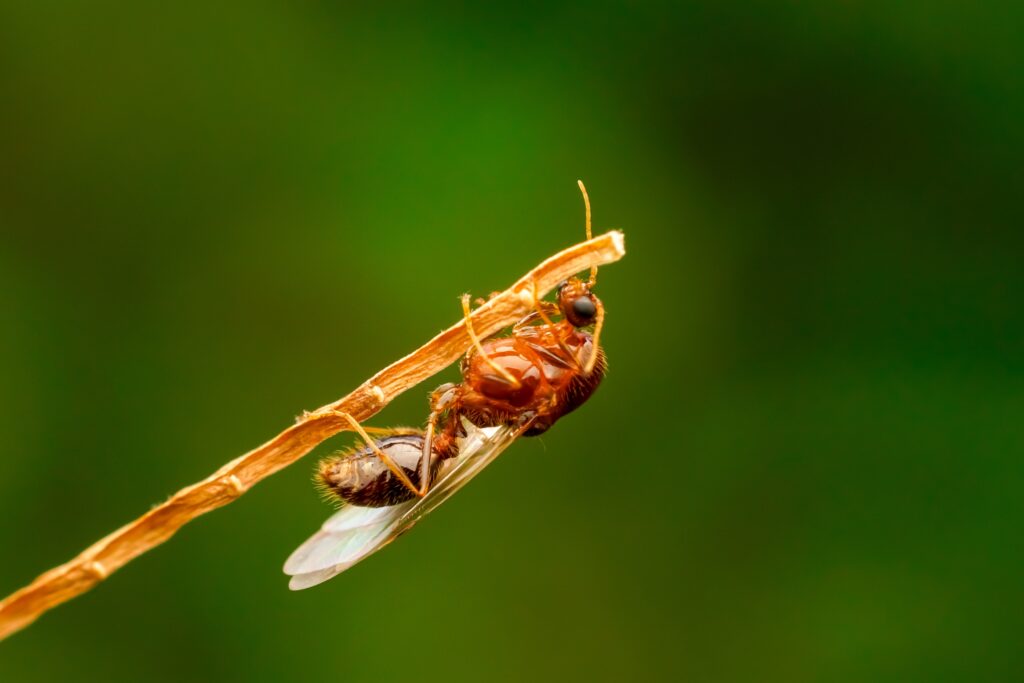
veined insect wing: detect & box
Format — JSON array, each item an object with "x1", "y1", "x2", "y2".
[{"x1": 284, "y1": 420, "x2": 520, "y2": 590}]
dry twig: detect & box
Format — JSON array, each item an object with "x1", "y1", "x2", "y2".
[{"x1": 0, "y1": 230, "x2": 626, "y2": 641}]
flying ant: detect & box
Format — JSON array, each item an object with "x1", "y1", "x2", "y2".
[
  {"x1": 320, "y1": 180, "x2": 606, "y2": 505},
  {"x1": 285, "y1": 181, "x2": 610, "y2": 588}
]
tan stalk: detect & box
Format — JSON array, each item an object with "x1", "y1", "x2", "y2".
[{"x1": 0, "y1": 230, "x2": 626, "y2": 642}]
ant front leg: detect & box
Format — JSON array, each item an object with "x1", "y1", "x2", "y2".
[
  {"x1": 515, "y1": 280, "x2": 582, "y2": 370},
  {"x1": 513, "y1": 280, "x2": 560, "y2": 332},
  {"x1": 512, "y1": 303, "x2": 562, "y2": 333},
  {"x1": 461, "y1": 293, "x2": 521, "y2": 389}
]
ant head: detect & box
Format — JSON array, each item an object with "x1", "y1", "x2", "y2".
[
  {"x1": 557, "y1": 180, "x2": 604, "y2": 330},
  {"x1": 548, "y1": 181, "x2": 607, "y2": 376},
  {"x1": 557, "y1": 277, "x2": 600, "y2": 328}
]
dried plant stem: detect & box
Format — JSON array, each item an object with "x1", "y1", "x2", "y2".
[{"x1": 0, "y1": 230, "x2": 626, "y2": 641}]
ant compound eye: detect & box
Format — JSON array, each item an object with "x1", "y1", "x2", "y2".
[{"x1": 571, "y1": 296, "x2": 597, "y2": 321}]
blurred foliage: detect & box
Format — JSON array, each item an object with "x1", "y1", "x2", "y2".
[{"x1": 1, "y1": 2, "x2": 1022, "y2": 682}]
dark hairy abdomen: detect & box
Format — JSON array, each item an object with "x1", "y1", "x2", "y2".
[{"x1": 318, "y1": 434, "x2": 430, "y2": 507}]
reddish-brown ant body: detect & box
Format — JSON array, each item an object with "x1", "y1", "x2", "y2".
[{"x1": 317, "y1": 181, "x2": 607, "y2": 508}]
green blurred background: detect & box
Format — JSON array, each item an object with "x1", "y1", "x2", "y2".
[{"x1": 1, "y1": 2, "x2": 1022, "y2": 681}]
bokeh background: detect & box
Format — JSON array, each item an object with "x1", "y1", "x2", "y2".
[{"x1": 2, "y1": 2, "x2": 1022, "y2": 681}]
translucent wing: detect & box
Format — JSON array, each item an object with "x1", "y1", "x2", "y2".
[{"x1": 284, "y1": 421, "x2": 520, "y2": 590}]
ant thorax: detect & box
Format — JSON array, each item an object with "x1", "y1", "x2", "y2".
[{"x1": 455, "y1": 317, "x2": 605, "y2": 436}]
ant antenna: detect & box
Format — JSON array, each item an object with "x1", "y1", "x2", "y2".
[
  {"x1": 578, "y1": 180, "x2": 597, "y2": 287},
  {"x1": 583, "y1": 299, "x2": 605, "y2": 375}
]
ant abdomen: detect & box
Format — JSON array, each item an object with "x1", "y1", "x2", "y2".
[{"x1": 318, "y1": 433, "x2": 433, "y2": 507}]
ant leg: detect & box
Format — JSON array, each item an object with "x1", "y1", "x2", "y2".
[
  {"x1": 315, "y1": 410, "x2": 424, "y2": 498},
  {"x1": 418, "y1": 418, "x2": 435, "y2": 496},
  {"x1": 513, "y1": 304, "x2": 563, "y2": 345},
  {"x1": 513, "y1": 289, "x2": 561, "y2": 333},
  {"x1": 511, "y1": 413, "x2": 539, "y2": 439},
  {"x1": 461, "y1": 293, "x2": 521, "y2": 388},
  {"x1": 517, "y1": 280, "x2": 583, "y2": 371},
  {"x1": 512, "y1": 308, "x2": 551, "y2": 330},
  {"x1": 414, "y1": 384, "x2": 458, "y2": 496},
  {"x1": 416, "y1": 410, "x2": 442, "y2": 496}
]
